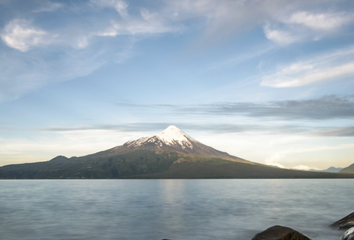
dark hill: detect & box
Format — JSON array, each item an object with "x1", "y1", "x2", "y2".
[
  {"x1": 1, "y1": 150, "x2": 354, "y2": 179},
  {"x1": 135, "y1": 154, "x2": 354, "y2": 179},
  {"x1": 0, "y1": 150, "x2": 179, "y2": 179}
]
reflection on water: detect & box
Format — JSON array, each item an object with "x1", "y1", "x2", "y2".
[{"x1": 0, "y1": 179, "x2": 353, "y2": 240}]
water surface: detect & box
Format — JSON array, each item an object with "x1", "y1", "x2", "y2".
[{"x1": 0, "y1": 179, "x2": 353, "y2": 240}]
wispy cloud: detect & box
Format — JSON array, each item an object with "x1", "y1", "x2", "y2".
[
  {"x1": 265, "y1": 153, "x2": 286, "y2": 168},
  {"x1": 95, "y1": 10, "x2": 177, "y2": 37},
  {"x1": 261, "y1": 45, "x2": 354, "y2": 87},
  {"x1": 312, "y1": 127, "x2": 354, "y2": 137},
  {"x1": 1, "y1": 0, "x2": 354, "y2": 102},
  {"x1": 36, "y1": 123, "x2": 308, "y2": 135},
  {"x1": 109, "y1": 95, "x2": 354, "y2": 120},
  {"x1": 288, "y1": 11, "x2": 353, "y2": 31},
  {"x1": 291, "y1": 165, "x2": 314, "y2": 171},
  {"x1": 197, "y1": 95, "x2": 354, "y2": 119},
  {"x1": 91, "y1": 0, "x2": 129, "y2": 18},
  {"x1": 89, "y1": 0, "x2": 180, "y2": 37},
  {"x1": 0, "y1": 44, "x2": 108, "y2": 102},
  {"x1": 264, "y1": 11, "x2": 354, "y2": 45},
  {"x1": 263, "y1": 25, "x2": 300, "y2": 45},
  {"x1": 33, "y1": 2, "x2": 63, "y2": 13},
  {"x1": 1, "y1": 19, "x2": 50, "y2": 52},
  {"x1": 4, "y1": 118, "x2": 349, "y2": 138},
  {"x1": 209, "y1": 46, "x2": 274, "y2": 71},
  {"x1": 262, "y1": 62, "x2": 354, "y2": 87},
  {"x1": 269, "y1": 143, "x2": 354, "y2": 158},
  {"x1": 0, "y1": 0, "x2": 175, "y2": 102},
  {"x1": 264, "y1": 142, "x2": 354, "y2": 170}
]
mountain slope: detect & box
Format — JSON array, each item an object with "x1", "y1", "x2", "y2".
[
  {"x1": 339, "y1": 163, "x2": 354, "y2": 174},
  {"x1": 83, "y1": 125, "x2": 250, "y2": 163},
  {"x1": 136, "y1": 155, "x2": 354, "y2": 179}
]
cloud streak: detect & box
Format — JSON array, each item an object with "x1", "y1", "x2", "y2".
[
  {"x1": 110, "y1": 95, "x2": 354, "y2": 120},
  {"x1": 32, "y1": 2, "x2": 63, "y2": 13},
  {"x1": 312, "y1": 127, "x2": 354, "y2": 137},
  {"x1": 262, "y1": 62, "x2": 354, "y2": 87},
  {"x1": 36, "y1": 123, "x2": 308, "y2": 135},
  {"x1": 0, "y1": 43, "x2": 109, "y2": 102},
  {"x1": 5, "y1": 120, "x2": 350, "y2": 138},
  {"x1": 264, "y1": 10, "x2": 354, "y2": 45},
  {"x1": 261, "y1": 45, "x2": 354, "y2": 87},
  {"x1": 288, "y1": 11, "x2": 353, "y2": 31}
]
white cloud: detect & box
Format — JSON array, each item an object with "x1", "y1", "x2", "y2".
[
  {"x1": 289, "y1": 11, "x2": 352, "y2": 31},
  {"x1": 264, "y1": 11, "x2": 354, "y2": 45},
  {"x1": 261, "y1": 46, "x2": 354, "y2": 87},
  {"x1": 1, "y1": 0, "x2": 354, "y2": 103},
  {"x1": 265, "y1": 153, "x2": 286, "y2": 168},
  {"x1": 76, "y1": 36, "x2": 90, "y2": 49},
  {"x1": 0, "y1": 2, "x2": 176, "y2": 102},
  {"x1": 1, "y1": 19, "x2": 49, "y2": 52},
  {"x1": 291, "y1": 165, "x2": 312, "y2": 171},
  {"x1": 262, "y1": 62, "x2": 354, "y2": 87},
  {"x1": 263, "y1": 25, "x2": 300, "y2": 45},
  {"x1": 1, "y1": 19, "x2": 96, "y2": 52}
]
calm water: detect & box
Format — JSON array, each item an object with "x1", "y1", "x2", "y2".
[{"x1": 0, "y1": 179, "x2": 353, "y2": 240}]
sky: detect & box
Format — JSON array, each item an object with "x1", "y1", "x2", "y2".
[{"x1": 0, "y1": 0, "x2": 354, "y2": 170}]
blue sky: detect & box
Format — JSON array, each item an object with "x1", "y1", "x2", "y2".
[{"x1": 0, "y1": 0, "x2": 354, "y2": 170}]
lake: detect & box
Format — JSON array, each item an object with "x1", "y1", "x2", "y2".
[{"x1": 0, "y1": 179, "x2": 353, "y2": 240}]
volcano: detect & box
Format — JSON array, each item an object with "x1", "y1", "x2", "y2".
[
  {"x1": 1, "y1": 126, "x2": 354, "y2": 179},
  {"x1": 87, "y1": 125, "x2": 250, "y2": 163}
]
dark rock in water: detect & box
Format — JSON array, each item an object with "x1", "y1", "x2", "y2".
[
  {"x1": 341, "y1": 227, "x2": 354, "y2": 240},
  {"x1": 331, "y1": 212, "x2": 354, "y2": 229},
  {"x1": 340, "y1": 222, "x2": 354, "y2": 230},
  {"x1": 252, "y1": 225, "x2": 311, "y2": 240}
]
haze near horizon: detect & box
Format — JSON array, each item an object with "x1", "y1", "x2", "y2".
[{"x1": 0, "y1": 0, "x2": 353, "y2": 170}]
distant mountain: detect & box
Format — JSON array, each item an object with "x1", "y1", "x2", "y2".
[
  {"x1": 1, "y1": 125, "x2": 354, "y2": 179},
  {"x1": 339, "y1": 163, "x2": 354, "y2": 174},
  {"x1": 309, "y1": 167, "x2": 343, "y2": 173}
]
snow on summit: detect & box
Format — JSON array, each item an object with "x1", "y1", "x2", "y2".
[
  {"x1": 156, "y1": 125, "x2": 196, "y2": 145},
  {"x1": 125, "y1": 125, "x2": 197, "y2": 149}
]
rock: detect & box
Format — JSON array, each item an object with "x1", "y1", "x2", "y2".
[
  {"x1": 341, "y1": 227, "x2": 354, "y2": 240},
  {"x1": 340, "y1": 222, "x2": 354, "y2": 230},
  {"x1": 331, "y1": 212, "x2": 354, "y2": 229},
  {"x1": 252, "y1": 225, "x2": 311, "y2": 240}
]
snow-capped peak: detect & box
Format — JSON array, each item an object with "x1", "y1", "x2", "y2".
[
  {"x1": 124, "y1": 125, "x2": 197, "y2": 149},
  {"x1": 156, "y1": 125, "x2": 194, "y2": 145}
]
